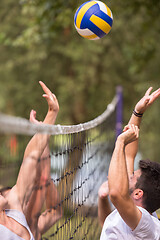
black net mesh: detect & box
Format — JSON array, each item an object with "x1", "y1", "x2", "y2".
[{"x1": 0, "y1": 98, "x2": 117, "y2": 240}]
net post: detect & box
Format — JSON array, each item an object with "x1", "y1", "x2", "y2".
[{"x1": 116, "y1": 86, "x2": 123, "y2": 139}]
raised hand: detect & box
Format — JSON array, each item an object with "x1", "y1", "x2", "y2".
[
  {"x1": 118, "y1": 124, "x2": 139, "y2": 145},
  {"x1": 39, "y1": 81, "x2": 59, "y2": 114},
  {"x1": 135, "y1": 87, "x2": 160, "y2": 114}
]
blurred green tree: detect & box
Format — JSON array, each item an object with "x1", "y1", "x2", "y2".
[{"x1": 0, "y1": 0, "x2": 159, "y2": 161}]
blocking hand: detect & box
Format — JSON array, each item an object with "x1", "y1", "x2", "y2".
[
  {"x1": 39, "y1": 81, "x2": 59, "y2": 114},
  {"x1": 118, "y1": 124, "x2": 139, "y2": 145},
  {"x1": 135, "y1": 87, "x2": 160, "y2": 114}
]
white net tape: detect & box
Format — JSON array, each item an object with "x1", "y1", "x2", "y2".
[{"x1": 0, "y1": 96, "x2": 117, "y2": 136}]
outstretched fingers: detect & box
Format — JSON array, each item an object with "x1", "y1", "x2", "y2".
[
  {"x1": 151, "y1": 87, "x2": 160, "y2": 98},
  {"x1": 39, "y1": 81, "x2": 59, "y2": 112},
  {"x1": 145, "y1": 87, "x2": 153, "y2": 96},
  {"x1": 148, "y1": 87, "x2": 160, "y2": 105},
  {"x1": 39, "y1": 81, "x2": 53, "y2": 98},
  {"x1": 144, "y1": 86, "x2": 160, "y2": 100}
]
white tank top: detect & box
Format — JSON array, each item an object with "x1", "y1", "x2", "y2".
[{"x1": 0, "y1": 209, "x2": 35, "y2": 240}]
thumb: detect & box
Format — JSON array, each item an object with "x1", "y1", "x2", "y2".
[
  {"x1": 144, "y1": 97, "x2": 150, "y2": 104},
  {"x1": 43, "y1": 94, "x2": 53, "y2": 101},
  {"x1": 30, "y1": 109, "x2": 36, "y2": 119},
  {"x1": 42, "y1": 94, "x2": 48, "y2": 98}
]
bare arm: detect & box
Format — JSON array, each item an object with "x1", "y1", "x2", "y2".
[
  {"x1": 108, "y1": 124, "x2": 141, "y2": 230},
  {"x1": 98, "y1": 181, "x2": 112, "y2": 227},
  {"x1": 25, "y1": 92, "x2": 60, "y2": 237},
  {"x1": 23, "y1": 81, "x2": 59, "y2": 160},
  {"x1": 38, "y1": 180, "x2": 62, "y2": 235},
  {"x1": 10, "y1": 82, "x2": 59, "y2": 211},
  {"x1": 10, "y1": 131, "x2": 49, "y2": 211},
  {"x1": 125, "y1": 87, "x2": 160, "y2": 175},
  {"x1": 25, "y1": 145, "x2": 51, "y2": 231}
]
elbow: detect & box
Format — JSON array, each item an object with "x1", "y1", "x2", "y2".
[
  {"x1": 109, "y1": 189, "x2": 120, "y2": 204},
  {"x1": 109, "y1": 188, "x2": 129, "y2": 206}
]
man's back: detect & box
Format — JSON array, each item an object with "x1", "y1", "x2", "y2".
[{"x1": 100, "y1": 207, "x2": 160, "y2": 240}]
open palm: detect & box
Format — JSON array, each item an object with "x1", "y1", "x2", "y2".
[{"x1": 135, "y1": 87, "x2": 160, "y2": 114}]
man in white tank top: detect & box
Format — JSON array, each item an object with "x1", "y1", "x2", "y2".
[
  {"x1": 99, "y1": 87, "x2": 160, "y2": 239},
  {"x1": 0, "y1": 81, "x2": 59, "y2": 240}
]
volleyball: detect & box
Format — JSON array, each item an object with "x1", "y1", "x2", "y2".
[{"x1": 74, "y1": 0, "x2": 113, "y2": 40}]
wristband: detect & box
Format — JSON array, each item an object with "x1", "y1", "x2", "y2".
[{"x1": 133, "y1": 109, "x2": 143, "y2": 117}]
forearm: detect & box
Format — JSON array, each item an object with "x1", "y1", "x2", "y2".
[
  {"x1": 124, "y1": 85, "x2": 160, "y2": 174},
  {"x1": 23, "y1": 133, "x2": 49, "y2": 161},
  {"x1": 108, "y1": 139, "x2": 141, "y2": 230},
  {"x1": 98, "y1": 196, "x2": 112, "y2": 227},
  {"x1": 37, "y1": 144, "x2": 51, "y2": 184},
  {"x1": 43, "y1": 109, "x2": 58, "y2": 125},
  {"x1": 108, "y1": 139, "x2": 129, "y2": 199},
  {"x1": 23, "y1": 110, "x2": 57, "y2": 160},
  {"x1": 125, "y1": 113, "x2": 142, "y2": 175},
  {"x1": 16, "y1": 132, "x2": 50, "y2": 209}
]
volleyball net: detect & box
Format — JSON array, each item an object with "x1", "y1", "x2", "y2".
[{"x1": 0, "y1": 94, "x2": 120, "y2": 240}]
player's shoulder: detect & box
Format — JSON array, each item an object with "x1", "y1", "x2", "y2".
[{"x1": 132, "y1": 206, "x2": 160, "y2": 238}]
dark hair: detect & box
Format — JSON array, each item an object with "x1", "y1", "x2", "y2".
[{"x1": 135, "y1": 159, "x2": 160, "y2": 213}]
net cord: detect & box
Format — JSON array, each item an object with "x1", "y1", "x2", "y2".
[{"x1": 0, "y1": 96, "x2": 117, "y2": 135}]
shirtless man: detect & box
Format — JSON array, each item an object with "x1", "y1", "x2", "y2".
[{"x1": 0, "y1": 81, "x2": 58, "y2": 240}]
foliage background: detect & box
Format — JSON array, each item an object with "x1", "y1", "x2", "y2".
[{"x1": 0, "y1": 0, "x2": 160, "y2": 162}]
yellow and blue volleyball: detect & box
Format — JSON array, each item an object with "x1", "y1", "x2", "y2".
[{"x1": 74, "y1": 0, "x2": 113, "y2": 40}]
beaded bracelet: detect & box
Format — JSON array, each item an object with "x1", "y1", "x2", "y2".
[{"x1": 133, "y1": 109, "x2": 143, "y2": 117}]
